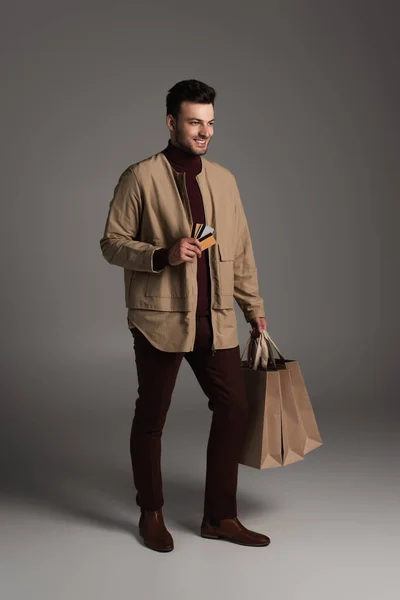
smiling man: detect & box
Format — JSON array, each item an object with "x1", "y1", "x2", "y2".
[{"x1": 100, "y1": 79, "x2": 269, "y2": 552}]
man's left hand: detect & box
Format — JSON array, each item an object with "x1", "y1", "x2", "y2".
[{"x1": 249, "y1": 317, "x2": 267, "y2": 338}]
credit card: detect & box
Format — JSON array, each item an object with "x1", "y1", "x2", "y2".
[
  {"x1": 191, "y1": 222, "x2": 215, "y2": 240},
  {"x1": 199, "y1": 233, "x2": 216, "y2": 250}
]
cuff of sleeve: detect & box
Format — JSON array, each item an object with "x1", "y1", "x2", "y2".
[
  {"x1": 244, "y1": 306, "x2": 265, "y2": 323},
  {"x1": 151, "y1": 247, "x2": 170, "y2": 272}
]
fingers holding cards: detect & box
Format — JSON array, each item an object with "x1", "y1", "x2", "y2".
[
  {"x1": 169, "y1": 224, "x2": 215, "y2": 266},
  {"x1": 168, "y1": 237, "x2": 202, "y2": 266}
]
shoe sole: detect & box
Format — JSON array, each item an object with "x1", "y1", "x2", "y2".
[{"x1": 201, "y1": 532, "x2": 270, "y2": 547}]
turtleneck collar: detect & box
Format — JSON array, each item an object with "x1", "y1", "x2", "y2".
[{"x1": 162, "y1": 139, "x2": 202, "y2": 175}]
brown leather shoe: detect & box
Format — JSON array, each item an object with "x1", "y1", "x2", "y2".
[
  {"x1": 201, "y1": 516, "x2": 270, "y2": 547},
  {"x1": 138, "y1": 508, "x2": 174, "y2": 552}
]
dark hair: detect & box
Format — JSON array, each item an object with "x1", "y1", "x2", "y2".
[{"x1": 166, "y1": 79, "x2": 216, "y2": 120}]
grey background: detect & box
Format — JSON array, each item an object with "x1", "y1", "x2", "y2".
[{"x1": 1, "y1": 1, "x2": 398, "y2": 598}]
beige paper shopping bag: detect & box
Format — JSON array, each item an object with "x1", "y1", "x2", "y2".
[
  {"x1": 239, "y1": 333, "x2": 290, "y2": 469},
  {"x1": 239, "y1": 363, "x2": 283, "y2": 469},
  {"x1": 239, "y1": 331, "x2": 322, "y2": 469},
  {"x1": 279, "y1": 363, "x2": 307, "y2": 465},
  {"x1": 264, "y1": 333, "x2": 323, "y2": 455}
]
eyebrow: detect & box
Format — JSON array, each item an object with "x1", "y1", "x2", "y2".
[{"x1": 187, "y1": 118, "x2": 215, "y2": 123}]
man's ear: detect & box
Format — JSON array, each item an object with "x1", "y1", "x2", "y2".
[{"x1": 166, "y1": 115, "x2": 176, "y2": 132}]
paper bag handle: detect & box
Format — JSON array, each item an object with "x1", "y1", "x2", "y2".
[
  {"x1": 240, "y1": 334, "x2": 263, "y2": 365},
  {"x1": 241, "y1": 329, "x2": 289, "y2": 370},
  {"x1": 240, "y1": 333, "x2": 269, "y2": 366},
  {"x1": 241, "y1": 331, "x2": 278, "y2": 371},
  {"x1": 262, "y1": 331, "x2": 287, "y2": 361}
]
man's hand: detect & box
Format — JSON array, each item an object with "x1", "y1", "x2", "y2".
[
  {"x1": 168, "y1": 237, "x2": 203, "y2": 266},
  {"x1": 249, "y1": 317, "x2": 267, "y2": 338}
]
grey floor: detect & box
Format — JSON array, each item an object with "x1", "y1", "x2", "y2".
[{"x1": 1, "y1": 357, "x2": 398, "y2": 600}]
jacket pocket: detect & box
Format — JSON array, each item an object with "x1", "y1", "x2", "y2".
[
  {"x1": 145, "y1": 263, "x2": 187, "y2": 298},
  {"x1": 217, "y1": 243, "x2": 234, "y2": 299}
]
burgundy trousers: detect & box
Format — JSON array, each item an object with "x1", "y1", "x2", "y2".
[{"x1": 129, "y1": 314, "x2": 249, "y2": 521}]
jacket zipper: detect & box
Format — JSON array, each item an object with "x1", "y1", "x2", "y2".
[
  {"x1": 209, "y1": 246, "x2": 216, "y2": 357},
  {"x1": 197, "y1": 175, "x2": 216, "y2": 356},
  {"x1": 181, "y1": 173, "x2": 197, "y2": 352}
]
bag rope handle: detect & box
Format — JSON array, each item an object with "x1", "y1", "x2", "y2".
[
  {"x1": 241, "y1": 330, "x2": 287, "y2": 370},
  {"x1": 241, "y1": 331, "x2": 278, "y2": 371}
]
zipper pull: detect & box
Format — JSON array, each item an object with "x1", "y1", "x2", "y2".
[{"x1": 211, "y1": 342, "x2": 216, "y2": 356}]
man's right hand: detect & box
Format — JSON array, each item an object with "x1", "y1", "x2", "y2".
[{"x1": 168, "y1": 237, "x2": 203, "y2": 266}]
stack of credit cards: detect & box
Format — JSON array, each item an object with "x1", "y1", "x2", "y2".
[{"x1": 190, "y1": 222, "x2": 216, "y2": 250}]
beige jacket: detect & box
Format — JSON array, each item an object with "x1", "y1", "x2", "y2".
[{"x1": 100, "y1": 150, "x2": 265, "y2": 352}]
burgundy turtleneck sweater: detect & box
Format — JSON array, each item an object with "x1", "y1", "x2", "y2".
[{"x1": 152, "y1": 140, "x2": 211, "y2": 316}]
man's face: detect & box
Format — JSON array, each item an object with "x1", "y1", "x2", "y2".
[{"x1": 167, "y1": 101, "x2": 214, "y2": 155}]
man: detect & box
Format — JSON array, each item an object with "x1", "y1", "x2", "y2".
[{"x1": 100, "y1": 79, "x2": 270, "y2": 552}]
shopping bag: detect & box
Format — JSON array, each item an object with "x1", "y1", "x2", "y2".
[
  {"x1": 239, "y1": 332, "x2": 293, "y2": 469},
  {"x1": 263, "y1": 332, "x2": 323, "y2": 455},
  {"x1": 239, "y1": 351, "x2": 283, "y2": 469},
  {"x1": 239, "y1": 331, "x2": 322, "y2": 469}
]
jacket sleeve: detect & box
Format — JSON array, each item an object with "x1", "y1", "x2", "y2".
[
  {"x1": 232, "y1": 175, "x2": 265, "y2": 323},
  {"x1": 100, "y1": 167, "x2": 167, "y2": 273}
]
